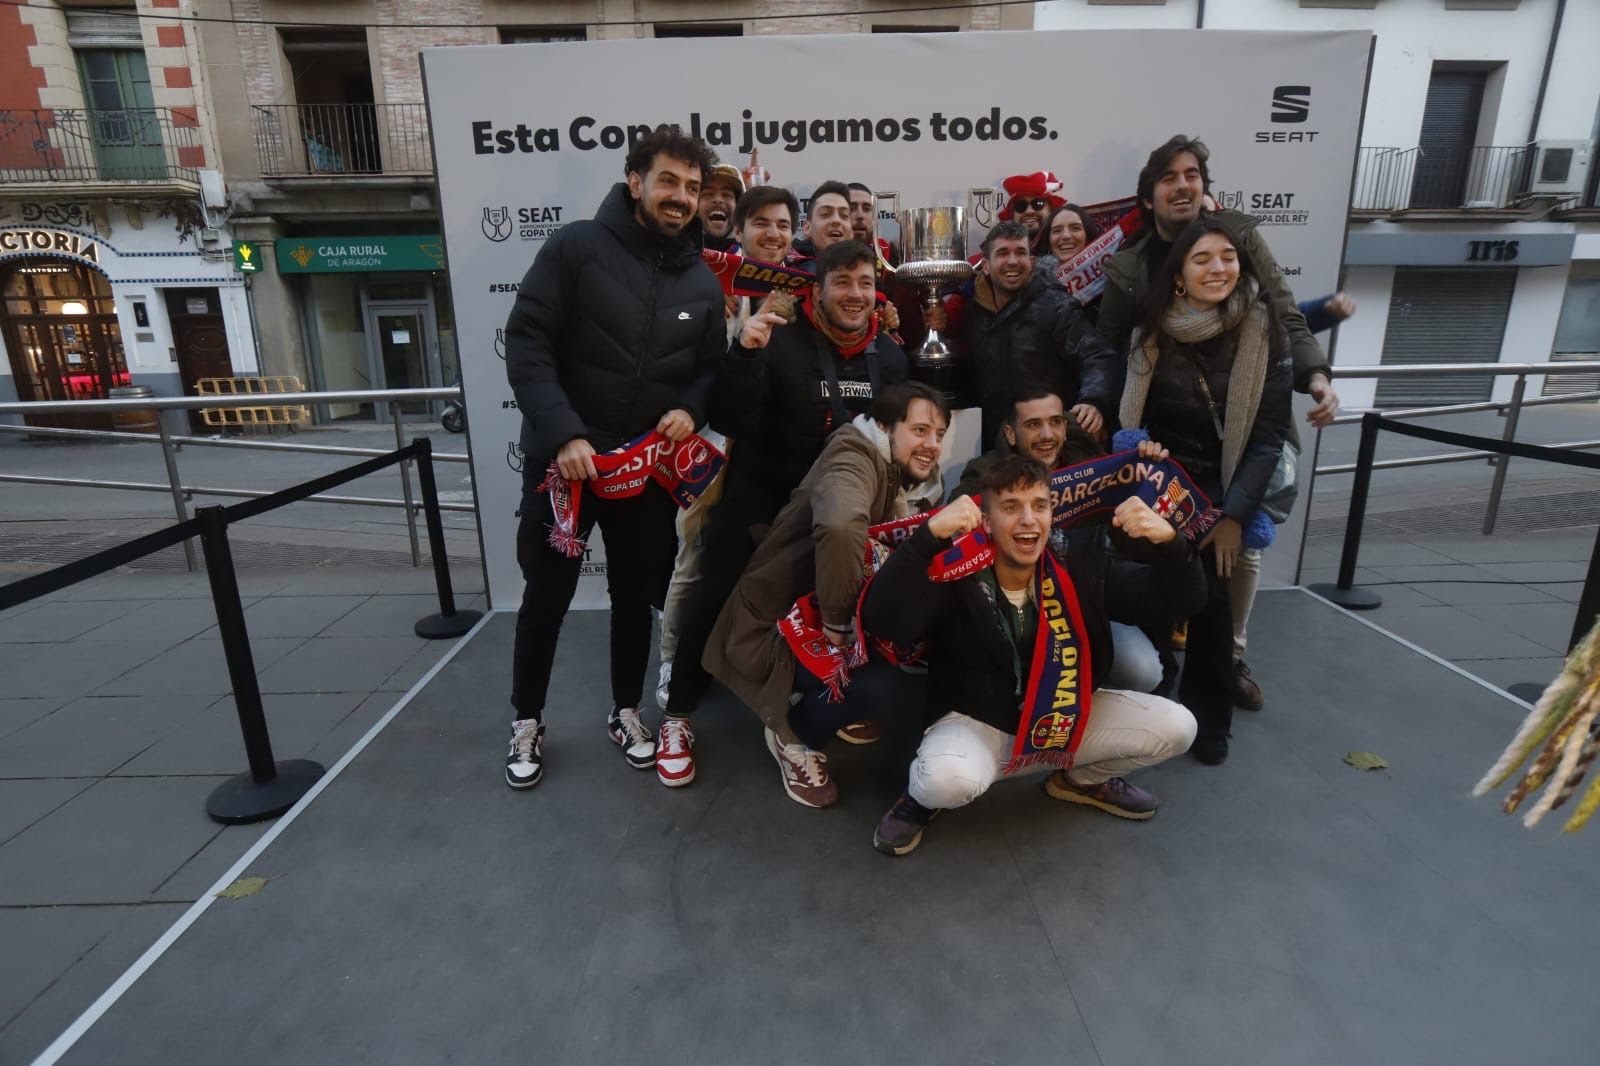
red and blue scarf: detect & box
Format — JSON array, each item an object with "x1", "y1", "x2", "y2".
[
  {"x1": 538, "y1": 430, "x2": 727, "y2": 558},
  {"x1": 700, "y1": 249, "x2": 813, "y2": 299}
]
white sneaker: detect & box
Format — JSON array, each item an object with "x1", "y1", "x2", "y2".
[
  {"x1": 655, "y1": 660, "x2": 673, "y2": 710},
  {"x1": 606, "y1": 707, "x2": 656, "y2": 769},
  {"x1": 656, "y1": 716, "x2": 696, "y2": 788},
  {"x1": 505, "y1": 718, "x2": 544, "y2": 789}
]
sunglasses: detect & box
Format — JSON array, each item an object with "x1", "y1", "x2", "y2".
[{"x1": 1008, "y1": 197, "x2": 1052, "y2": 213}]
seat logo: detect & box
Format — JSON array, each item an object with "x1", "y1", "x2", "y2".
[{"x1": 1271, "y1": 86, "x2": 1311, "y2": 124}]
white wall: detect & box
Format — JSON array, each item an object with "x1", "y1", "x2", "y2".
[
  {"x1": 1329, "y1": 264, "x2": 1394, "y2": 409},
  {"x1": 1496, "y1": 263, "x2": 1569, "y2": 398},
  {"x1": 1037, "y1": 0, "x2": 1589, "y2": 150}
]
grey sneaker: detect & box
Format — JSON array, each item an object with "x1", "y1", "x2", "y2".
[
  {"x1": 606, "y1": 707, "x2": 656, "y2": 769},
  {"x1": 1043, "y1": 772, "x2": 1158, "y2": 820},
  {"x1": 873, "y1": 792, "x2": 939, "y2": 856}
]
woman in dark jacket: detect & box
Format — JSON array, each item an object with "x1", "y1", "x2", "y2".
[{"x1": 1118, "y1": 216, "x2": 1292, "y2": 765}]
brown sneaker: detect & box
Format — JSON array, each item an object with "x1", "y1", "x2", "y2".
[
  {"x1": 1231, "y1": 659, "x2": 1265, "y2": 711},
  {"x1": 764, "y1": 727, "x2": 839, "y2": 808},
  {"x1": 835, "y1": 720, "x2": 882, "y2": 745}
]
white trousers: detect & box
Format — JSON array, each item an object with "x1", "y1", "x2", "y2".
[
  {"x1": 907, "y1": 691, "x2": 1196, "y2": 811},
  {"x1": 1230, "y1": 546, "x2": 1262, "y2": 661}
]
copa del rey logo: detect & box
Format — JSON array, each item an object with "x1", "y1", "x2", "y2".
[{"x1": 482, "y1": 206, "x2": 512, "y2": 242}]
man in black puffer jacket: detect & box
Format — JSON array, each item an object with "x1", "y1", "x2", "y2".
[
  {"x1": 862, "y1": 453, "x2": 1200, "y2": 857},
  {"x1": 502, "y1": 126, "x2": 725, "y2": 793},
  {"x1": 929, "y1": 221, "x2": 1120, "y2": 448}
]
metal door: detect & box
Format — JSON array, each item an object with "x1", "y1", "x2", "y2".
[{"x1": 363, "y1": 301, "x2": 439, "y2": 421}]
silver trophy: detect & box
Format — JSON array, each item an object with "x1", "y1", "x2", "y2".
[{"x1": 876, "y1": 206, "x2": 976, "y2": 405}]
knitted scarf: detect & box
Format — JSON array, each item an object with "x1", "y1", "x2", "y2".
[
  {"x1": 802, "y1": 290, "x2": 877, "y2": 358},
  {"x1": 1120, "y1": 277, "x2": 1270, "y2": 491}
]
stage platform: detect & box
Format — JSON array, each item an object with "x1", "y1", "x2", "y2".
[{"x1": 39, "y1": 589, "x2": 1600, "y2": 1066}]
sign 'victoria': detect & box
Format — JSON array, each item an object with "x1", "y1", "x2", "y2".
[{"x1": 0, "y1": 228, "x2": 101, "y2": 263}]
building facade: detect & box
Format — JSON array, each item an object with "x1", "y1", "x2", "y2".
[
  {"x1": 0, "y1": 0, "x2": 253, "y2": 431},
  {"x1": 1036, "y1": 0, "x2": 1600, "y2": 408},
  {"x1": 194, "y1": 0, "x2": 1025, "y2": 423}
]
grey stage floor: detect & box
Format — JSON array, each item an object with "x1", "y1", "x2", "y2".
[{"x1": 51, "y1": 590, "x2": 1600, "y2": 1066}]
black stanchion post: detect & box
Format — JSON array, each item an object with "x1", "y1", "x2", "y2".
[
  {"x1": 1309, "y1": 411, "x2": 1383, "y2": 610},
  {"x1": 197, "y1": 504, "x2": 324, "y2": 824},
  {"x1": 1570, "y1": 524, "x2": 1600, "y2": 653},
  {"x1": 412, "y1": 437, "x2": 483, "y2": 639}
]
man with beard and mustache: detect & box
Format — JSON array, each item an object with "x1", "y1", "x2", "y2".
[
  {"x1": 697, "y1": 162, "x2": 744, "y2": 254},
  {"x1": 862, "y1": 453, "x2": 1200, "y2": 856},
  {"x1": 703, "y1": 383, "x2": 949, "y2": 808},
  {"x1": 500, "y1": 126, "x2": 725, "y2": 792},
  {"x1": 1099, "y1": 135, "x2": 1340, "y2": 713},
  {"x1": 952, "y1": 383, "x2": 1102, "y2": 501},
  {"x1": 847, "y1": 181, "x2": 895, "y2": 264},
  {"x1": 658, "y1": 240, "x2": 913, "y2": 779},
  {"x1": 996, "y1": 170, "x2": 1067, "y2": 256},
  {"x1": 930, "y1": 221, "x2": 1120, "y2": 449}
]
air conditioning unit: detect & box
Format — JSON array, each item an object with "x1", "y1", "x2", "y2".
[{"x1": 1526, "y1": 140, "x2": 1591, "y2": 196}]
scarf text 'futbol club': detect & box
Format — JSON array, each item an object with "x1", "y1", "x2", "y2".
[
  {"x1": 781, "y1": 448, "x2": 1219, "y2": 768},
  {"x1": 538, "y1": 431, "x2": 726, "y2": 558}
]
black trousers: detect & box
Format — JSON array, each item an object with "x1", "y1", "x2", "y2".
[
  {"x1": 1177, "y1": 559, "x2": 1235, "y2": 744},
  {"x1": 663, "y1": 504, "x2": 759, "y2": 717},
  {"x1": 790, "y1": 659, "x2": 926, "y2": 751},
  {"x1": 510, "y1": 482, "x2": 678, "y2": 720}
]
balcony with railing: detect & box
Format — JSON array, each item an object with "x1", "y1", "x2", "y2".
[
  {"x1": 252, "y1": 103, "x2": 433, "y2": 180},
  {"x1": 0, "y1": 107, "x2": 202, "y2": 194},
  {"x1": 1352, "y1": 145, "x2": 1534, "y2": 215}
]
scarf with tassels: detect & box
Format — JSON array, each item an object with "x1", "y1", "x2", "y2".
[
  {"x1": 538, "y1": 430, "x2": 727, "y2": 557},
  {"x1": 1120, "y1": 276, "x2": 1271, "y2": 491},
  {"x1": 802, "y1": 290, "x2": 878, "y2": 358}
]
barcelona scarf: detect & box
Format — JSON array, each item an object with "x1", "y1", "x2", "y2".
[
  {"x1": 701, "y1": 249, "x2": 814, "y2": 299},
  {"x1": 1006, "y1": 550, "x2": 1092, "y2": 772},
  {"x1": 538, "y1": 430, "x2": 726, "y2": 558},
  {"x1": 779, "y1": 449, "x2": 1219, "y2": 705}
]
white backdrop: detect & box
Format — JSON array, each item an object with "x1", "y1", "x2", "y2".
[{"x1": 422, "y1": 29, "x2": 1370, "y2": 610}]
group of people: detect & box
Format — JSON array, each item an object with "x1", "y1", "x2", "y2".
[{"x1": 500, "y1": 126, "x2": 1352, "y2": 855}]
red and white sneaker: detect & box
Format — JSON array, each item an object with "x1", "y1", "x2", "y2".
[{"x1": 656, "y1": 715, "x2": 696, "y2": 787}]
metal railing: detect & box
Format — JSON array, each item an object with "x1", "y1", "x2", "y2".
[
  {"x1": 0, "y1": 107, "x2": 203, "y2": 185},
  {"x1": 1311, "y1": 360, "x2": 1600, "y2": 535},
  {"x1": 1351, "y1": 145, "x2": 1533, "y2": 212},
  {"x1": 251, "y1": 103, "x2": 433, "y2": 177},
  {"x1": 0, "y1": 387, "x2": 469, "y2": 571}
]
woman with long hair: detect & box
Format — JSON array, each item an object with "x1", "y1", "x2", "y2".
[
  {"x1": 1034, "y1": 204, "x2": 1104, "y2": 308},
  {"x1": 1118, "y1": 216, "x2": 1291, "y2": 765}
]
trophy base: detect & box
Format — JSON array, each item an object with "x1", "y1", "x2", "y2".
[{"x1": 912, "y1": 355, "x2": 973, "y2": 411}]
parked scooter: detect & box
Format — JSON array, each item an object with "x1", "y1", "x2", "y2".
[{"x1": 441, "y1": 374, "x2": 466, "y2": 433}]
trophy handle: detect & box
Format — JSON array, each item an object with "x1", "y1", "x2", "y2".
[{"x1": 875, "y1": 188, "x2": 901, "y2": 265}]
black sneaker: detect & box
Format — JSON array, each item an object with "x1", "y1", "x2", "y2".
[
  {"x1": 873, "y1": 792, "x2": 939, "y2": 856},
  {"x1": 606, "y1": 707, "x2": 656, "y2": 769},
  {"x1": 505, "y1": 718, "x2": 545, "y2": 789}
]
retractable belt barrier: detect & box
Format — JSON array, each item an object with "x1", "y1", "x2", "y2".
[
  {"x1": 0, "y1": 437, "x2": 483, "y2": 824},
  {"x1": 1309, "y1": 412, "x2": 1600, "y2": 659}
]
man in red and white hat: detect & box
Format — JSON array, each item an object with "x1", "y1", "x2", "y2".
[{"x1": 997, "y1": 170, "x2": 1067, "y2": 255}]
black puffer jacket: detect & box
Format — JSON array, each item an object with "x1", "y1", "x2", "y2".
[
  {"x1": 962, "y1": 272, "x2": 1121, "y2": 446},
  {"x1": 709, "y1": 315, "x2": 908, "y2": 529},
  {"x1": 504, "y1": 182, "x2": 727, "y2": 463},
  {"x1": 863, "y1": 521, "x2": 1202, "y2": 735}
]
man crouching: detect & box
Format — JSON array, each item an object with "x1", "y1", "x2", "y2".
[{"x1": 862, "y1": 453, "x2": 1198, "y2": 856}]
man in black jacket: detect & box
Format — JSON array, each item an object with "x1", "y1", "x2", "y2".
[
  {"x1": 862, "y1": 453, "x2": 1199, "y2": 857},
  {"x1": 928, "y1": 221, "x2": 1120, "y2": 448},
  {"x1": 662, "y1": 239, "x2": 910, "y2": 741},
  {"x1": 501, "y1": 126, "x2": 725, "y2": 791}
]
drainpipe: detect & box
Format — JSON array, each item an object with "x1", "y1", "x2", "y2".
[
  {"x1": 1196, "y1": 0, "x2": 1205, "y2": 29},
  {"x1": 1527, "y1": 0, "x2": 1566, "y2": 143}
]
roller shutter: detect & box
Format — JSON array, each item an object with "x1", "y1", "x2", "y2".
[{"x1": 1375, "y1": 268, "x2": 1515, "y2": 407}]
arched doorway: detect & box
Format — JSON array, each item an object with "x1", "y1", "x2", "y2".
[{"x1": 1, "y1": 258, "x2": 129, "y2": 429}]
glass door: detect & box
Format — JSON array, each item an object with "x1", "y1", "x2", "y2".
[{"x1": 363, "y1": 301, "x2": 437, "y2": 420}]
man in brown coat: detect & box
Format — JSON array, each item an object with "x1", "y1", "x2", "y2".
[{"x1": 703, "y1": 382, "x2": 948, "y2": 808}]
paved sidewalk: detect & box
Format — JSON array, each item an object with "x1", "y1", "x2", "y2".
[{"x1": 0, "y1": 562, "x2": 484, "y2": 1063}]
